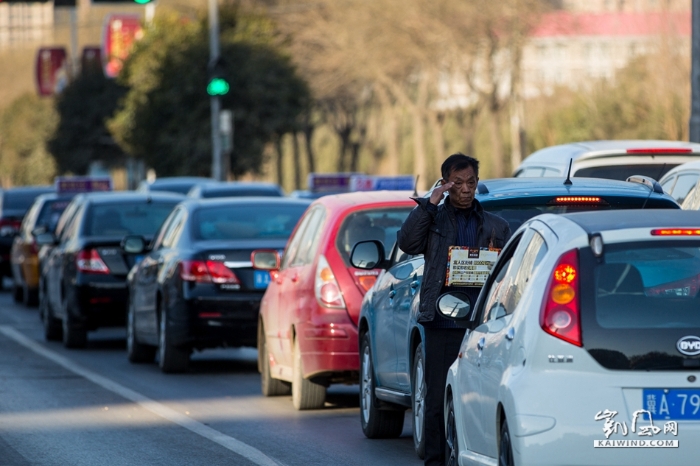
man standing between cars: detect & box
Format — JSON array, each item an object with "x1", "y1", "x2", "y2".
[{"x1": 398, "y1": 153, "x2": 511, "y2": 466}]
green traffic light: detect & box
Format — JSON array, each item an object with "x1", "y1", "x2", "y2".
[
  {"x1": 207, "y1": 78, "x2": 230, "y2": 96},
  {"x1": 133, "y1": 0, "x2": 152, "y2": 4}
]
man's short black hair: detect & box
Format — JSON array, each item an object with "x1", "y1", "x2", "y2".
[{"x1": 441, "y1": 153, "x2": 479, "y2": 180}]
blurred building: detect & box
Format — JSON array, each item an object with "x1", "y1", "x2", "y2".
[{"x1": 0, "y1": 2, "x2": 53, "y2": 49}]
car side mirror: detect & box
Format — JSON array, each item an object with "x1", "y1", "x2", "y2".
[
  {"x1": 350, "y1": 240, "x2": 386, "y2": 270},
  {"x1": 252, "y1": 250, "x2": 280, "y2": 271},
  {"x1": 35, "y1": 232, "x2": 57, "y2": 246},
  {"x1": 436, "y1": 292, "x2": 472, "y2": 321},
  {"x1": 121, "y1": 235, "x2": 146, "y2": 254}
]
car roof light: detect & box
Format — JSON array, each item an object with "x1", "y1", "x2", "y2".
[
  {"x1": 651, "y1": 229, "x2": 700, "y2": 236},
  {"x1": 626, "y1": 148, "x2": 693, "y2": 154}
]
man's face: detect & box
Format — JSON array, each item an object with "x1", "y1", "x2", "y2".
[{"x1": 444, "y1": 166, "x2": 478, "y2": 209}]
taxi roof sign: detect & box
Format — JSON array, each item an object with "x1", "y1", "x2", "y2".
[
  {"x1": 307, "y1": 172, "x2": 362, "y2": 193},
  {"x1": 350, "y1": 175, "x2": 415, "y2": 192},
  {"x1": 55, "y1": 176, "x2": 113, "y2": 194}
]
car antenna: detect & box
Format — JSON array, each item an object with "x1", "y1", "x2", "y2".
[
  {"x1": 413, "y1": 174, "x2": 420, "y2": 197},
  {"x1": 641, "y1": 162, "x2": 667, "y2": 209},
  {"x1": 563, "y1": 159, "x2": 573, "y2": 186}
]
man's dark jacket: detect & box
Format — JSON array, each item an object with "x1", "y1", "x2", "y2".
[{"x1": 397, "y1": 196, "x2": 511, "y2": 323}]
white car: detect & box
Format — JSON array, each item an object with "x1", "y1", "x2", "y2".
[{"x1": 440, "y1": 209, "x2": 700, "y2": 466}]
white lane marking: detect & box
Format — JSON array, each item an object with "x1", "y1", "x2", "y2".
[{"x1": 0, "y1": 326, "x2": 281, "y2": 466}]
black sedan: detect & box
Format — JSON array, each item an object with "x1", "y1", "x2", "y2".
[
  {"x1": 38, "y1": 192, "x2": 183, "y2": 348},
  {"x1": 126, "y1": 197, "x2": 311, "y2": 373}
]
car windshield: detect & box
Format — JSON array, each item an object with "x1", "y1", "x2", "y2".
[
  {"x1": 36, "y1": 199, "x2": 71, "y2": 233},
  {"x1": 336, "y1": 207, "x2": 414, "y2": 263},
  {"x1": 83, "y1": 202, "x2": 177, "y2": 236},
  {"x1": 192, "y1": 204, "x2": 308, "y2": 240}
]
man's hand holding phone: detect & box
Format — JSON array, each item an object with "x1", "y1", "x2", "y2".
[{"x1": 429, "y1": 180, "x2": 453, "y2": 206}]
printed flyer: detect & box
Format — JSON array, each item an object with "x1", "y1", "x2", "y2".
[{"x1": 445, "y1": 247, "x2": 500, "y2": 287}]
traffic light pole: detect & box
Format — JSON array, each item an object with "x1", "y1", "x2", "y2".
[{"x1": 208, "y1": 0, "x2": 224, "y2": 181}]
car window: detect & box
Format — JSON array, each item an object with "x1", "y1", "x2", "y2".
[
  {"x1": 336, "y1": 207, "x2": 413, "y2": 265},
  {"x1": 660, "y1": 175, "x2": 677, "y2": 195},
  {"x1": 280, "y1": 208, "x2": 318, "y2": 270},
  {"x1": 289, "y1": 207, "x2": 326, "y2": 267},
  {"x1": 574, "y1": 164, "x2": 678, "y2": 181},
  {"x1": 19, "y1": 200, "x2": 41, "y2": 238},
  {"x1": 152, "y1": 209, "x2": 179, "y2": 250},
  {"x1": 54, "y1": 200, "x2": 81, "y2": 240},
  {"x1": 160, "y1": 209, "x2": 185, "y2": 249},
  {"x1": 61, "y1": 204, "x2": 85, "y2": 243},
  {"x1": 36, "y1": 199, "x2": 71, "y2": 234},
  {"x1": 669, "y1": 174, "x2": 699, "y2": 205},
  {"x1": 480, "y1": 229, "x2": 548, "y2": 323},
  {"x1": 83, "y1": 202, "x2": 177, "y2": 237},
  {"x1": 192, "y1": 203, "x2": 307, "y2": 241},
  {"x1": 516, "y1": 168, "x2": 544, "y2": 177}
]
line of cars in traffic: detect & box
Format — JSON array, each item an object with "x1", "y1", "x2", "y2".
[{"x1": 4, "y1": 140, "x2": 700, "y2": 465}]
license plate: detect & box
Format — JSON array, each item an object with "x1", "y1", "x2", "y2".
[
  {"x1": 643, "y1": 389, "x2": 700, "y2": 420},
  {"x1": 254, "y1": 270, "x2": 271, "y2": 289}
]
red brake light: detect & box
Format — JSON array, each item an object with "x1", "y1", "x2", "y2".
[
  {"x1": 76, "y1": 249, "x2": 110, "y2": 274},
  {"x1": 315, "y1": 255, "x2": 346, "y2": 308},
  {"x1": 540, "y1": 249, "x2": 582, "y2": 347},
  {"x1": 551, "y1": 196, "x2": 603, "y2": 204},
  {"x1": 651, "y1": 229, "x2": 700, "y2": 236},
  {"x1": 180, "y1": 260, "x2": 240, "y2": 285},
  {"x1": 626, "y1": 148, "x2": 692, "y2": 154}
]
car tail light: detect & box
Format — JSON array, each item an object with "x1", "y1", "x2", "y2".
[
  {"x1": 540, "y1": 249, "x2": 582, "y2": 347},
  {"x1": 651, "y1": 229, "x2": 700, "y2": 236},
  {"x1": 626, "y1": 148, "x2": 692, "y2": 154},
  {"x1": 315, "y1": 255, "x2": 346, "y2": 308},
  {"x1": 351, "y1": 269, "x2": 380, "y2": 294},
  {"x1": 180, "y1": 260, "x2": 240, "y2": 285},
  {"x1": 76, "y1": 249, "x2": 110, "y2": 274},
  {"x1": 549, "y1": 196, "x2": 606, "y2": 205}
]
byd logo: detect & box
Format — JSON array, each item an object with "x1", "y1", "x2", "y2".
[{"x1": 676, "y1": 336, "x2": 700, "y2": 356}]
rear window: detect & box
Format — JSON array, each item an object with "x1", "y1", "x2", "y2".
[
  {"x1": 336, "y1": 207, "x2": 413, "y2": 263},
  {"x1": 487, "y1": 201, "x2": 677, "y2": 233},
  {"x1": 36, "y1": 199, "x2": 71, "y2": 233},
  {"x1": 192, "y1": 204, "x2": 308, "y2": 240},
  {"x1": 3, "y1": 190, "x2": 51, "y2": 212},
  {"x1": 581, "y1": 241, "x2": 700, "y2": 370},
  {"x1": 83, "y1": 202, "x2": 177, "y2": 237},
  {"x1": 202, "y1": 188, "x2": 282, "y2": 198},
  {"x1": 575, "y1": 164, "x2": 678, "y2": 181}
]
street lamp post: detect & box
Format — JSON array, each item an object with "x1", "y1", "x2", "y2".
[{"x1": 208, "y1": 0, "x2": 223, "y2": 181}]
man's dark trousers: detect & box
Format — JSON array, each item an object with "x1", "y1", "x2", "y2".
[{"x1": 423, "y1": 327, "x2": 465, "y2": 466}]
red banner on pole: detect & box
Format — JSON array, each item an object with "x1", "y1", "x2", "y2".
[
  {"x1": 35, "y1": 47, "x2": 69, "y2": 97},
  {"x1": 102, "y1": 14, "x2": 142, "y2": 78}
]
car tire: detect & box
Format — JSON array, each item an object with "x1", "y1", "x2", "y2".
[
  {"x1": 259, "y1": 321, "x2": 291, "y2": 396},
  {"x1": 445, "y1": 393, "x2": 459, "y2": 466},
  {"x1": 412, "y1": 343, "x2": 426, "y2": 459},
  {"x1": 499, "y1": 418, "x2": 514, "y2": 466},
  {"x1": 292, "y1": 336, "x2": 326, "y2": 410},
  {"x1": 62, "y1": 297, "x2": 87, "y2": 349},
  {"x1": 127, "y1": 299, "x2": 156, "y2": 363},
  {"x1": 40, "y1": 282, "x2": 61, "y2": 341},
  {"x1": 360, "y1": 333, "x2": 404, "y2": 438},
  {"x1": 12, "y1": 283, "x2": 23, "y2": 303},
  {"x1": 158, "y1": 306, "x2": 189, "y2": 373},
  {"x1": 23, "y1": 284, "x2": 38, "y2": 307}
]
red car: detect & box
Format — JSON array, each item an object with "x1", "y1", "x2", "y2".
[{"x1": 254, "y1": 191, "x2": 415, "y2": 409}]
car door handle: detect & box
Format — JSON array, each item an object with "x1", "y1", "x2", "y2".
[
  {"x1": 389, "y1": 289, "x2": 397, "y2": 298},
  {"x1": 410, "y1": 280, "x2": 419, "y2": 289},
  {"x1": 505, "y1": 327, "x2": 515, "y2": 341},
  {"x1": 477, "y1": 337, "x2": 485, "y2": 351}
]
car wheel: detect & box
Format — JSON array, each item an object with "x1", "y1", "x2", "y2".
[
  {"x1": 445, "y1": 394, "x2": 459, "y2": 466},
  {"x1": 360, "y1": 333, "x2": 404, "y2": 438},
  {"x1": 292, "y1": 336, "x2": 326, "y2": 410},
  {"x1": 259, "y1": 321, "x2": 291, "y2": 396},
  {"x1": 499, "y1": 418, "x2": 514, "y2": 466},
  {"x1": 23, "y1": 284, "x2": 38, "y2": 307},
  {"x1": 412, "y1": 343, "x2": 426, "y2": 459},
  {"x1": 12, "y1": 282, "x2": 23, "y2": 303},
  {"x1": 62, "y1": 297, "x2": 87, "y2": 349},
  {"x1": 158, "y1": 305, "x2": 189, "y2": 373},
  {"x1": 40, "y1": 282, "x2": 61, "y2": 341},
  {"x1": 127, "y1": 299, "x2": 156, "y2": 363}
]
